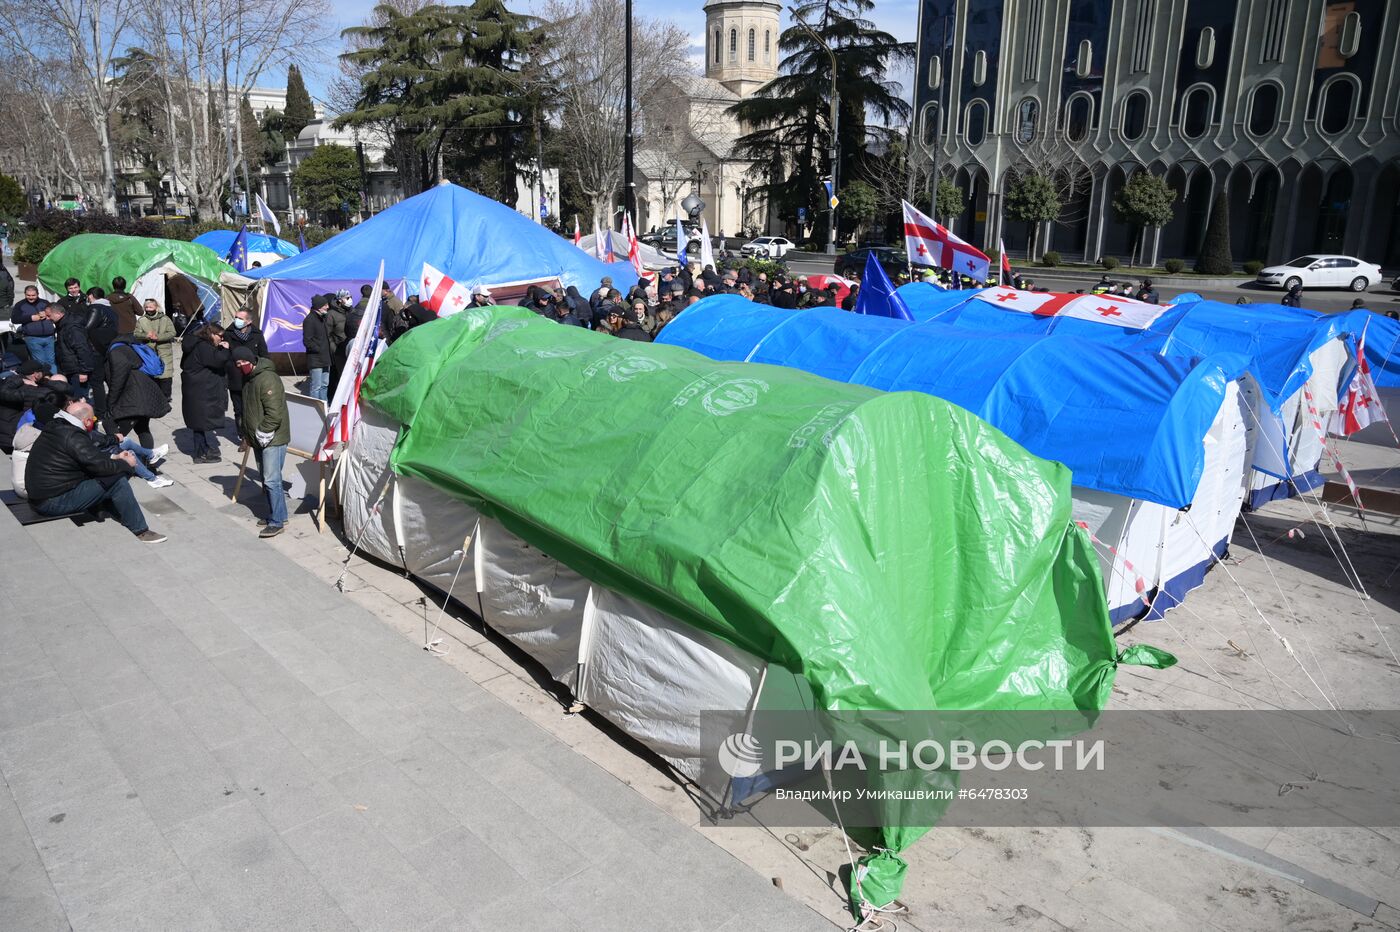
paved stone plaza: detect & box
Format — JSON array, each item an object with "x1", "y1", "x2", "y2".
[{"x1": 3, "y1": 389, "x2": 1399, "y2": 931}]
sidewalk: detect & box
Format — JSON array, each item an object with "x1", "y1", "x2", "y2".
[{"x1": 0, "y1": 417, "x2": 834, "y2": 929}]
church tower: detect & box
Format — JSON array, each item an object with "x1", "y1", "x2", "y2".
[{"x1": 703, "y1": 0, "x2": 782, "y2": 98}]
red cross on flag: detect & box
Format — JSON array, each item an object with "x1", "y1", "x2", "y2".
[
  {"x1": 319, "y1": 261, "x2": 386, "y2": 461},
  {"x1": 420, "y1": 262, "x2": 471, "y2": 317},
  {"x1": 902, "y1": 200, "x2": 992, "y2": 282},
  {"x1": 972, "y1": 287, "x2": 1167, "y2": 329},
  {"x1": 1329, "y1": 327, "x2": 1390, "y2": 436}
]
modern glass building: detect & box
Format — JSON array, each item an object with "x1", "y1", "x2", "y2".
[{"x1": 912, "y1": 0, "x2": 1400, "y2": 267}]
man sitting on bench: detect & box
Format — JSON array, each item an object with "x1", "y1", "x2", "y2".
[{"x1": 23, "y1": 395, "x2": 166, "y2": 543}]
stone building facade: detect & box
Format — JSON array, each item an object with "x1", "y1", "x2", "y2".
[{"x1": 913, "y1": 0, "x2": 1400, "y2": 267}]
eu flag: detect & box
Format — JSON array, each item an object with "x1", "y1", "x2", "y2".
[
  {"x1": 226, "y1": 224, "x2": 250, "y2": 273},
  {"x1": 298, "y1": 228, "x2": 308, "y2": 253},
  {"x1": 853, "y1": 249, "x2": 913, "y2": 320}
]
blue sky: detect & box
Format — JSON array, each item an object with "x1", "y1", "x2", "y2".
[{"x1": 305, "y1": 0, "x2": 919, "y2": 106}]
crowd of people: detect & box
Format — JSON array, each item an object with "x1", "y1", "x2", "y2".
[{"x1": 4, "y1": 275, "x2": 290, "y2": 541}]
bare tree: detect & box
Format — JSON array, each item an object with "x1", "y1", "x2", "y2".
[
  {"x1": 0, "y1": 55, "x2": 106, "y2": 206},
  {"x1": 131, "y1": 0, "x2": 329, "y2": 218},
  {"x1": 541, "y1": 0, "x2": 688, "y2": 226},
  {"x1": 1006, "y1": 132, "x2": 1093, "y2": 241},
  {"x1": 0, "y1": 0, "x2": 141, "y2": 211}
]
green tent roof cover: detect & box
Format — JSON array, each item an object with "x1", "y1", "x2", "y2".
[
  {"x1": 37, "y1": 233, "x2": 233, "y2": 294},
  {"x1": 360, "y1": 307, "x2": 1172, "y2": 909}
]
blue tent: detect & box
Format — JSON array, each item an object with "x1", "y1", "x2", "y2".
[
  {"x1": 193, "y1": 229, "x2": 300, "y2": 260},
  {"x1": 658, "y1": 296, "x2": 1250, "y2": 510},
  {"x1": 896, "y1": 285, "x2": 1356, "y2": 411},
  {"x1": 244, "y1": 181, "x2": 635, "y2": 289},
  {"x1": 243, "y1": 182, "x2": 637, "y2": 352}
]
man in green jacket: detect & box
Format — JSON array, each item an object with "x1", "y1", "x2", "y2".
[{"x1": 233, "y1": 347, "x2": 290, "y2": 538}]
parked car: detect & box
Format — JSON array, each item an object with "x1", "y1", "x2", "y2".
[
  {"x1": 834, "y1": 246, "x2": 909, "y2": 280},
  {"x1": 1255, "y1": 255, "x2": 1384, "y2": 292},
  {"x1": 740, "y1": 236, "x2": 794, "y2": 258}
]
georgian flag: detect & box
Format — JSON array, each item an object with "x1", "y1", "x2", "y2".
[
  {"x1": 973, "y1": 287, "x2": 1167, "y2": 329},
  {"x1": 1330, "y1": 327, "x2": 1389, "y2": 435},
  {"x1": 419, "y1": 262, "x2": 472, "y2": 316},
  {"x1": 593, "y1": 218, "x2": 606, "y2": 261},
  {"x1": 999, "y1": 237, "x2": 1012, "y2": 284},
  {"x1": 902, "y1": 200, "x2": 992, "y2": 282},
  {"x1": 622, "y1": 212, "x2": 643, "y2": 274},
  {"x1": 319, "y1": 261, "x2": 386, "y2": 461},
  {"x1": 573, "y1": 214, "x2": 581, "y2": 247}
]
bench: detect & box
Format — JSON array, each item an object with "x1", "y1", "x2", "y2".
[{"x1": 0, "y1": 488, "x2": 92, "y2": 527}]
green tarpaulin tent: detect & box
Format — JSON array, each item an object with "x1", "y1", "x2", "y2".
[
  {"x1": 37, "y1": 233, "x2": 233, "y2": 294},
  {"x1": 358, "y1": 307, "x2": 1172, "y2": 914}
]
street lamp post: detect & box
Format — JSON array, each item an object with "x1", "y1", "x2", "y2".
[
  {"x1": 623, "y1": 0, "x2": 636, "y2": 221},
  {"x1": 792, "y1": 8, "x2": 838, "y2": 256}
]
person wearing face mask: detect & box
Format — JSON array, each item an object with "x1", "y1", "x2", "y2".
[
  {"x1": 225, "y1": 308, "x2": 269, "y2": 436},
  {"x1": 232, "y1": 347, "x2": 290, "y2": 538},
  {"x1": 136, "y1": 299, "x2": 177, "y2": 402},
  {"x1": 24, "y1": 395, "x2": 166, "y2": 541}
]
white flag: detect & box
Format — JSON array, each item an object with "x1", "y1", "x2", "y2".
[
  {"x1": 593, "y1": 218, "x2": 606, "y2": 261},
  {"x1": 699, "y1": 214, "x2": 716, "y2": 271},
  {"x1": 255, "y1": 193, "x2": 280, "y2": 237},
  {"x1": 419, "y1": 262, "x2": 472, "y2": 316}
]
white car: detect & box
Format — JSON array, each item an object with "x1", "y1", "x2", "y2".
[
  {"x1": 740, "y1": 236, "x2": 794, "y2": 258},
  {"x1": 1255, "y1": 254, "x2": 1384, "y2": 292}
]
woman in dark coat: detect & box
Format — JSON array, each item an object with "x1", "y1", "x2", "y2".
[
  {"x1": 181, "y1": 324, "x2": 231, "y2": 463},
  {"x1": 103, "y1": 334, "x2": 171, "y2": 449}
]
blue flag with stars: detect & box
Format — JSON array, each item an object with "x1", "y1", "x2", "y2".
[
  {"x1": 226, "y1": 224, "x2": 250, "y2": 273},
  {"x1": 298, "y1": 228, "x2": 308, "y2": 253},
  {"x1": 853, "y1": 249, "x2": 913, "y2": 320}
]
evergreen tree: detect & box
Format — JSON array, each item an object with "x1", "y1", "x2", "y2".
[
  {"x1": 1195, "y1": 191, "x2": 1232, "y2": 274},
  {"x1": 259, "y1": 109, "x2": 289, "y2": 167},
  {"x1": 1004, "y1": 172, "x2": 1061, "y2": 260},
  {"x1": 338, "y1": 1, "x2": 543, "y2": 201},
  {"x1": 729, "y1": 0, "x2": 912, "y2": 239},
  {"x1": 1112, "y1": 172, "x2": 1175, "y2": 266},
  {"x1": 293, "y1": 144, "x2": 361, "y2": 226},
  {"x1": 0, "y1": 172, "x2": 24, "y2": 219},
  {"x1": 284, "y1": 64, "x2": 316, "y2": 139},
  {"x1": 239, "y1": 96, "x2": 263, "y2": 173},
  {"x1": 934, "y1": 178, "x2": 963, "y2": 225}
]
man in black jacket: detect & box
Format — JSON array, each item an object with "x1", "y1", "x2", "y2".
[
  {"x1": 58, "y1": 277, "x2": 88, "y2": 325},
  {"x1": 11, "y1": 285, "x2": 56, "y2": 374},
  {"x1": 0, "y1": 360, "x2": 52, "y2": 453},
  {"x1": 302, "y1": 294, "x2": 332, "y2": 401},
  {"x1": 47, "y1": 303, "x2": 98, "y2": 401},
  {"x1": 24, "y1": 396, "x2": 166, "y2": 542}
]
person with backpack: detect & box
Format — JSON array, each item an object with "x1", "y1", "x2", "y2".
[
  {"x1": 103, "y1": 332, "x2": 171, "y2": 450},
  {"x1": 135, "y1": 299, "x2": 177, "y2": 402}
]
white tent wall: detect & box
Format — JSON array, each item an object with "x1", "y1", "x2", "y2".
[
  {"x1": 131, "y1": 263, "x2": 177, "y2": 307},
  {"x1": 340, "y1": 408, "x2": 402, "y2": 567},
  {"x1": 1248, "y1": 339, "x2": 1349, "y2": 503},
  {"x1": 1070, "y1": 380, "x2": 1249, "y2": 623},
  {"x1": 340, "y1": 413, "x2": 767, "y2": 800}
]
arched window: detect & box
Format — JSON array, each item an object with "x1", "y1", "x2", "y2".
[
  {"x1": 1122, "y1": 91, "x2": 1148, "y2": 140},
  {"x1": 764, "y1": 30, "x2": 771, "y2": 62},
  {"x1": 1066, "y1": 94, "x2": 1093, "y2": 141},
  {"x1": 927, "y1": 54, "x2": 942, "y2": 89},
  {"x1": 1248, "y1": 83, "x2": 1280, "y2": 136},
  {"x1": 1180, "y1": 87, "x2": 1211, "y2": 139},
  {"x1": 1319, "y1": 76, "x2": 1357, "y2": 135},
  {"x1": 966, "y1": 100, "x2": 988, "y2": 146},
  {"x1": 972, "y1": 50, "x2": 988, "y2": 86},
  {"x1": 729, "y1": 28, "x2": 737, "y2": 62},
  {"x1": 748, "y1": 28, "x2": 755, "y2": 61},
  {"x1": 1076, "y1": 39, "x2": 1092, "y2": 77},
  {"x1": 920, "y1": 102, "x2": 940, "y2": 147},
  {"x1": 1016, "y1": 98, "x2": 1039, "y2": 144},
  {"x1": 713, "y1": 30, "x2": 720, "y2": 64}
]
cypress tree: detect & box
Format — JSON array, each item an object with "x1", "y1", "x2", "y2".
[
  {"x1": 1194, "y1": 191, "x2": 1232, "y2": 274},
  {"x1": 284, "y1": 64, "x2": 315, "y2": 139}
]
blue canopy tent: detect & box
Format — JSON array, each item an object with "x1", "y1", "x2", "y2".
[
  {"x1": 232, "y1": 181, "x2": 637, "y2": 352},
  {"x1": 896, "y1": 285, "x2": 1363, "y2": 507},
  {"x1": 658, "y1": 296, "x2": 1255, "y2": 623},
  {"x1": 193, "y1": 229, "x2": 300, "y2": 264}
]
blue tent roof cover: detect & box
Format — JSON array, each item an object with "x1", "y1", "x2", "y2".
[
  {"x1": 658, "y1": 295, "x2": 1250, "y2": 508},
  {"x1": 897, "y1": 286, "x2": 1355, "y2": 410},
  {"x1": 193, "y1": 229, "x2": 300, "y2": 260},
  {"x1": 242, "y1": 181, "x2": 637, "y2": 292}
]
